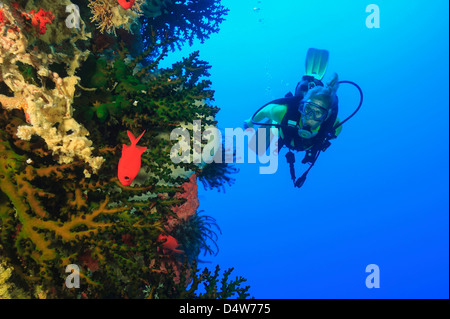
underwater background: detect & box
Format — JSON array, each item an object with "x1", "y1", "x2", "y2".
[
  {"x1": 0, "y1": 0, "x2": 447, "y2": 299},
  {"x1": 162, "y1": 0, "x2": 449, "y2": 298}
]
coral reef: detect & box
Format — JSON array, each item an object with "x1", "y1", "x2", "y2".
[
  {"x1": 20, "y1": 7, "x2": 55, "y2": 35},
  {"x1": 170, "y1": 173, "x2": 200, "y2": 222},
  {"x1": 141, "y1": 0, "x2": 229, "y2": 51},
  {"x1": 146, "y1": 263, "x2": 251, "y2": 299},
  {"x1": 0, "y1": 1, "x2": 102, "y2": 175},
  {"x1": 0, "y1": 0, "x2": 246, "y2": 299},
  {"x1": 172, "y1": 211, "x2": 222, "y2": 263},
  {"x1": 88, "y1": 0, "x2": 144, "y2": 34}
]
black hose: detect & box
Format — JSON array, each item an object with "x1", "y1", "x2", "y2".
[{"x1": 333, "y1": 80, "x2": 363, "y2": 130}]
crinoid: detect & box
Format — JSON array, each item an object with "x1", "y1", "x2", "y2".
[
  {"x1": 197, "y1": 136, "x2": 239, "y2": 192},
  {"x1": 172, "y1": 210, "x2": 221, "y2": 264}
]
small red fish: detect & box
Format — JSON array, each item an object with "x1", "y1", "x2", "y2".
[
  {"x1": 117, "y1": 0, "x2": 135, "y2": 10},
  {"x1": 118, "y1": 130, "x2": 147, "y2": 186},
  {"x1": 158, "y1": 234, "x2": 184, "y2": 254}
]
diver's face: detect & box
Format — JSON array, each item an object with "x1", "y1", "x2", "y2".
[
  {"x1": 303, "y1": 117, "x2": 322, "y2": 129},
  {"x1": 300, "y1": 100, "x2": 329, "y2": 129}
]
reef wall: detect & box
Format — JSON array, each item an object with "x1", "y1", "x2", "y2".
[{"x1": 0, "y1": 0, "x2": 246, "y2": 299}]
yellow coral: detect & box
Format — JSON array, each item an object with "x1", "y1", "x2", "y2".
[
  {"x1": 0, "y1": 144, "x2": 126, "y2": 262},
  {"x1": 88, "y1": 0, "x2": 145, "y2": 34},
  {"x1": 0, "y1": 256, "x2": 47, "y2": 299},
  {"x1": 0, "y1": 3, "x2": 104, "y2": 176},
  {"x1": 0, "y1": 259, "x2": 29, "y2": 299},
  {"x1": 0, "y1": 96, "x2": 30, "y2": 122}
]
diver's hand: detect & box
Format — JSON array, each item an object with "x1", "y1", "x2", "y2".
[{"x1": 243, "y1": 119, "x2": 253, "y2": 129}]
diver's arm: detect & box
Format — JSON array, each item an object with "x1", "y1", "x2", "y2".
[{"x1": 244, "y1": 104, "x2": 287, "y2": 128}]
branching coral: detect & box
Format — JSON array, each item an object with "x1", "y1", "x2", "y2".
[
  {"x1": 86, "y1": 0, "x2": 229, "y2": 57},
  {"x1": 0, "y1": 0, "x2": 247, "y2": 299},
  {"x1": 141, "y1": 0, "x2": 229, "y2": 51},
  {"x1": 0, "y1": 109, "x2": 166, "y2": 297},
  {"x1": 73, "y1": 34, "x2": 220, "y2": 184},
  {"x1": 148, "y1": 262, "x2": 251, "y2": 299}
]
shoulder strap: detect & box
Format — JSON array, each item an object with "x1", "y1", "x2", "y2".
[
  {"x1": 280, "y1": 96, "x2": 302, "y2": 127},
  {"x1": 278, "y1": 96, "x2": 303, "y2": 150}
]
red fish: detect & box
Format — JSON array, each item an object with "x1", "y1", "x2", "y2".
[
  {"x1": 118, "y1": 130, "x2": 147, "y2": 186},
  {"x1": 158, "y1": 234, "x2": 184, "y2": 254},
  {"x1": 117, "y1": 0, "x2": 135, "y2": 10}
]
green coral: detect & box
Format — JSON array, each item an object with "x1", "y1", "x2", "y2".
[
  {"x1": 0, "y1": 49, "x2": 246, "y2": 299},
  {"x1": 0, "y1": 0, "x2": 247, "y2": 299},
  {"x1": 74, "y1": 40, "x2": 221, "y2": 185},
  {"x1": 172, "y1": 264, "x2": 251, "y2": 299},
  {"x1": 0, "y1": 111, "x2": 163, "y2": 298},
  {"x1": 143, "y1": 261, "x2": 251, "y2": 299}
]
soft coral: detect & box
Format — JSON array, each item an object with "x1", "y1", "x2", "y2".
[
  {"x1": 0, "y1": 9, "x2": 4, "y2": 26},
  {"x1": 0, "y1": 7, "x2": 20, "y2": 33},
  {"x1": 22, "y1": 8, "x2": 55, "y2": 35}
]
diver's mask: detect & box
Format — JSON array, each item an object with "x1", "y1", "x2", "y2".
[
  {"x1": 300, "y1": 100, "x2": 329, "y2": 122},
  {"x1": 298, "y1": 100, "x2": 329, "y2": 139}
]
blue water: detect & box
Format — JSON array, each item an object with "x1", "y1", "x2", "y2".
[{"x1": 161, "y1": 0, "x2": 449, "y2": 298}]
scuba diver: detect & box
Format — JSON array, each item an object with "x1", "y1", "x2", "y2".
[{"x1": 243, "y1": 48, "x2": 363, "y2": 189}]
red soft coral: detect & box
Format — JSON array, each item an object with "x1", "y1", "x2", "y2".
[
  {"x1": 0, "y1": 9, "x2": 5, "y2": 26},
  {"x1": 172, "y1": 173, "x2": 199, "y2": 220},
  {"x1": 166, "y1": 174, "x2": 200, "y2": 232},
  {"x1": 22, "y1": 8, "x2": 55, "y2": 35},
  {"x1": 0, "y1": 8, "x2": 19, "y2": 33}
]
